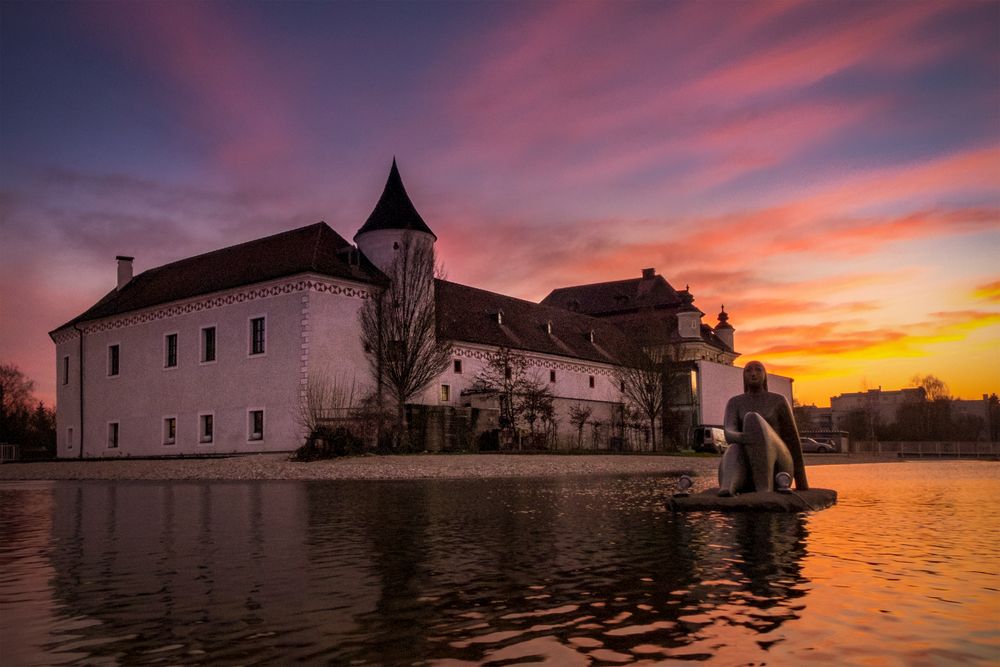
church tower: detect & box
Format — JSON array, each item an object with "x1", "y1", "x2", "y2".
[{"x1": 354, "y1": 158, "x2": 436, "y2": 275}]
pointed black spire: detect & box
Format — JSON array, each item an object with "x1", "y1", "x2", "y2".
[{"x1": 354, "y1": 158, "x2": 436, "y2": 240}]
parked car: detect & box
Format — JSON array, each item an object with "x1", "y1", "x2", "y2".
[
  {"x1": 800, "y1": 437, "x2": 834, "y2": 453},
  {"x1": 692, "y1": 426, "x2": 728, "y2": 454}
]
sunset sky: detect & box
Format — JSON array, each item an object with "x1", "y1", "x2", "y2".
[{"x1": 1, "y1": 0, "x2": 998, "y2": 408}]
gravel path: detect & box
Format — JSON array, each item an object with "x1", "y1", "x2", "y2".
[
  {"x1": 0, "y1": 453, "x2": 888, "y2": 482},
  {"x1": 0, "y1": 453, "x2": 725, "y2": 482}
]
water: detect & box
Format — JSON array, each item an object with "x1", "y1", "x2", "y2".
[{"x1": 1, "y1": 461, "x2": 998, "y2": 665}]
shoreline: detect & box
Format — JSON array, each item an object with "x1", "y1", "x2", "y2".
[{"x1": 0, "y1": 453, "x2": 927, "y2": 482}]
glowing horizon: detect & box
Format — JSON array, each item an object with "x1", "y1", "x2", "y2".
[{"x1": 1, "y1": 1, "x2": 997, "y2": 409}]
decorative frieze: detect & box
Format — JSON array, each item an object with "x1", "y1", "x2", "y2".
[
  {"x1": 452, "y1": 345, "x2": 616, "y2": 377},
  {"x1": 50, "y1": 277, "x2": 372, "y2": 343}
]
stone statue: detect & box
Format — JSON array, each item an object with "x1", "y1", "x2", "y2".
[{"x1": 718, "y1": 361, "x2": 809, "y2": 496}]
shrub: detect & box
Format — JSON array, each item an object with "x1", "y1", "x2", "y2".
[{"x1": 293, "y1": 426, "x2": 365, "y2": 461}]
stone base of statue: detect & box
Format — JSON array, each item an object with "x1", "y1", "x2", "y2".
[{"x1": 669, "y1": 488, "x2": 837, "y2": 513}]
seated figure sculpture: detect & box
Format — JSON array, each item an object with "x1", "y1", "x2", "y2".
[{"x1": 718, "y1": 361, "x2": 809, "y2": 496}]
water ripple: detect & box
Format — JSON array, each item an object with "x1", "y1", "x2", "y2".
[{"x1": 0, "y1": 463, "x2": 998, "y2": 664}]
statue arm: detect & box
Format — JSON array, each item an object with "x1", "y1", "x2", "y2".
[
  {"x1": 723, "y1": 399, "x2": 744, "y2": 444},
  {"x1": 777, "y1": 396, "x2": 809, "y2": 489}
]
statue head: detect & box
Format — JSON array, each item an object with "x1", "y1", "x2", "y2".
[{"x1": 743, "y1": 361, "x2": 768, "y2": 393}]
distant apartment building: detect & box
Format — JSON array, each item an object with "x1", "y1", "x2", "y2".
[
  {"x1": 830, "y1": 387, "x2": 997, "y2": 441},
  {"x1": 830, "y1": 387, "x2": 926, "y2": 429},
  {"x1": 793, "y1": 404, "x2": 834, "y2": 432}
]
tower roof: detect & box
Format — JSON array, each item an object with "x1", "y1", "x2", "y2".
[{"x1": 354, "y1": 158, "x2": 436, "y2": 241}]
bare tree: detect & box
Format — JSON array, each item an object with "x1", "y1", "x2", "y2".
[
  {"x1": 0, "y1": 363, "x2": 55, "y2": 457},
  {"x1": 911, "y1": 374, "x2": 951, "y2": 401},
  {"x1": 614, "y1": 347, "x2": 665, "y2": 451},
  {"x1": 471, "y1": 347, "x2": 530, "y2": 448},
  {"x1": 568, "y1": 403, "x2": 593, "y2": 449},
  {"x1": 359, "y1": 237, "x2": 451, "y2": 448},
  {"x1": 518, "y1": 376, "x2": 554, "y2": 448}
]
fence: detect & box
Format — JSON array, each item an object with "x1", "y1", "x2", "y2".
[
  {"x1": 852, "y1": 440, "x2": 998, "y2": 459},
  {"x1": 0, "y1": 443, "x2": 19, "y2": 463}
]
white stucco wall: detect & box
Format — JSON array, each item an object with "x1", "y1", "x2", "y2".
[
  {"x1": 54, "y1": 338, "x2": 82, "y2": 458},
  {"x1": 355, "y1": 228, "x2": 434, "y2": 275},
  {"x1": 413, "y1": 344, "x2": 624, "y2": 448},
  {"x1": 697, "y1": 360, "x2": 793, "y2": 427},
  {"x1": 53, "y1": 277, "x2": 333, "y2": 457},
  {"x1": 303, "y1": 276, "x2": 377, "y2": 409}
]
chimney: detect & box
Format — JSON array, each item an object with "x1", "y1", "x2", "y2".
[
  {"x1": 116, "y1": 256, "x2": 134, "y2": 290},
  {"x1": 641, "y1": 268, "x2": 655, "y2": 279}
]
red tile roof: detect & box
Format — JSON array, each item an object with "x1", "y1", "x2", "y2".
[
  {"x1": 541, "y1": 273, "x2": 683, "y2": 315},
  {"x1": 51, "y1": 222, "x2": 383, "y2": 333},
  {"x1": 435, "y1": 280, "x2": 638, "y2": 366}
]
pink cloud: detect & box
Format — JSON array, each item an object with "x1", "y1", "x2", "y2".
[{"x1": 430, "y1": 0, "x2": 953, "y2": 196}]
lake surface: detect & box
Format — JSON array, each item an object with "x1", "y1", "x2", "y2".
[{"x1": 1, "y1": 461, "x2": 998, "y2": 665}]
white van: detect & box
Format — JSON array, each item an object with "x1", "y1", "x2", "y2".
[{"x1": 692, "y1": 426, "x2": 727, "y2": 454}]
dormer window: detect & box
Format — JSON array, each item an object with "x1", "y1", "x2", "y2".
[
  {"x1": 589, "y1": 330, "x2": 596, "y2": 343},
  {"x1": 494, "y1": 310, "x2": 504, "y2": 325},
  {"x1": 546, "y1": 320, "x2": 553, "y2": 334}
]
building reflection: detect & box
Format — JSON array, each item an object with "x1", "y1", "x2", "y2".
[
  {"x1": 45, "y1": 481, "x2": 380, "y2": 664},
  {"x1": 19, "y1": 477, "x2": 812, "y2": 664}
]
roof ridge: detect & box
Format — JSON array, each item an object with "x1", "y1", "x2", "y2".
[
  {"x1": 548, "y1": 276, "x2": 647, "y2": 293},
  {"x1": 309, "y1": 222, "x2": 324, "y2": 270},
  {"x1": 437, "y1": 279, "x2": 620, "y2": 328},
  {"x1": 137, "y1": 221, "x2": 331, "y2": 279}
]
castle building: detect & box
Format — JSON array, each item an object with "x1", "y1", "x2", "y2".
[{"x1": 50, "y1": 161, "x2": 790, "y2": 457}]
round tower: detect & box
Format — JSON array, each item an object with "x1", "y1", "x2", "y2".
[
  {"x1": 715, "y1": 304, "x2": 735, "y2": 351},
  {"x1": 354, "y1": 158, "x2": 436, "y2": 275},
  {"x1": 676, "y1": 286, "x2": 704, "y2": 339}
]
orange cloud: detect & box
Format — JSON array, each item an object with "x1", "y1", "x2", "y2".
[
  {"x1": 743, "y1": 310, "x2": 1000, "y2": 366},
  {"x1": 973, "y1": 280, "x2": 1000, "y2": 303}
]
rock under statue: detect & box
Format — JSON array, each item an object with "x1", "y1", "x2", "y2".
[{"x1": 718, "y1": 361, "x2": 809, "y2": 496}]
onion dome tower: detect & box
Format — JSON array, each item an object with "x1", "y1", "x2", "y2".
[
  {"x1": 676, "y1": 285, "x2": 704, "y2": 339},
  {"x1": 354, "y1": 158, "x2": 436, "y2": 274},
  {"x1": 715, "y1": 305, "x2": 735, "y2": 351}
]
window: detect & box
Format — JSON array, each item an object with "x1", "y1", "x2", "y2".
[
  {"x1": 589, "y1": 375, "x2": 595, "y2": 388},
  {"x1": 108, "y1": 422, "x2": 119, "y2": 449},
  {"x1": 165, "y1": 333, "x2": 178, "y2": 368},
  {"x1": 164, "y1": 417, "x2": 176, "y2": 445},
  {"x1": 440, "y1": 385, "x2": 451, "y2": 402},
  {"x1": 250, "y1": 317, "x2": 266, "y2": 355},
  {"x1": 200, "y1": 414, "x2": 214, "y2": 443},
  {"x1": 201, "y1": 326, "x2": 216, "y2": 363},
  {"x1": 248, "y1": 410, "x2": 264, "y2": 441},
  {"x1": 620, "y1": 381, "x2": 625, "y2": 392},
  {"x1": 108, "y1": 344, "x2": 120, "y2": 377},
  {"x1": 67, "y1": 427, "x2": 74, "y2": 450},
  {"x1": 453, "y1": 359, "x2": 462, "y2": 374},
  {"x1": 550, "y1": 370, "x2": 556, "y2": 383},
  {"x1": 504, "y1": 366, "x2": 512, "y2": 380},
  {"x1": 62, "y1": 356, "x2": 70, "y2": 385}
]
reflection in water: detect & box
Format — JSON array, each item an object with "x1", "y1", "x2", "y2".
[{"x1": 1, "y1": 462, "x2": 998, "y2": 665}]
